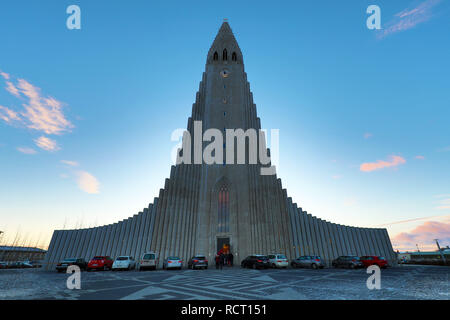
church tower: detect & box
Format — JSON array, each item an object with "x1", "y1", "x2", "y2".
[{"x1": 43, "y1": 22, "x2": 396, "y2": 270}]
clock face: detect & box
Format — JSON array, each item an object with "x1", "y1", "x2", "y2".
[{"x1": 220, "y1": 69, "x2": 230, "y2": 78}]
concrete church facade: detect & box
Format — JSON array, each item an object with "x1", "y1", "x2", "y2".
[{"x1": 44, "y1": 22, "x2": 396, "y2": 269}]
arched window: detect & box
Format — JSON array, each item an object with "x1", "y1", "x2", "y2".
[
  {"x1": 232, "y1": 52, "x2": 237, "y2": 62},
  {"x1": 223, "y1": 49, "x2": 228, "y2": 61},
  {"x1": 218, "y1": 185, "x2": 229, "y2": 233},
  {"x1": 213, "y1": 51, "x2": 218, "y2": 61}
]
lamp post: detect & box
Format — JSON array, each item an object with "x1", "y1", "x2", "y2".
[{"x1": 434, "y1": 239, "x2": 446, "y2": 263}]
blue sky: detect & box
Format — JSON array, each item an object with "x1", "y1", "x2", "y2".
[{"x1": 0, "y1": 0, "x2": 449, "y2": 251}]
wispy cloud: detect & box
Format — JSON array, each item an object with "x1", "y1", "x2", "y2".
[
  {"x1": 374, "y1": 214, "x2": 450, "y2": 227},
  {"x1": 16, "y1": 147, "x2": 37, "y2": 155},
  {"x1": 437, "y1": 146, "x2": 450, "y2": 152},
  {"x1": 392, "y1": 218, "x2": 450, "y2": 251},
  {"x1": 360, "y1": 155, "x2": 406, "y2": 172},
  {"x1": 76, "y1": 171, "x2": 100, "y2": 194},
  {"x1": 378, "y1": 0, "x2": 443, "y2": 39},
  {"x1": 415, "y1": 155, "x2": 425, "y2": 160},
  {"x1": 0, "y1": 105, "x2": 21, "y2": 123},
  {"x1": 34, "y1": 136, "x2": 60, "y2": 152},
  {"x1": 0, "y1": 71, "x2": 9, "y2": 80},
  {"x1": 435, "y1": 197, "x2": 450, "y2": 210},
  {"x1": 363, "y1": 132, "x2": 373, "y2": 139},
  {"x1": 0, "y1": 71, "x2": 73, "y2": 135},
  {"x1": 60, "y1": 160, "x2": 79, "y2": 167}
]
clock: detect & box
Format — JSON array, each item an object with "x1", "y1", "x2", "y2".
[{"x1": 220, "y1": 69, "x2": 230, "y2": 78}]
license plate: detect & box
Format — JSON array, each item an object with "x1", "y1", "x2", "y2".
[{"x1": 93, "y1": 264, "x2": 98, "y2": 266}]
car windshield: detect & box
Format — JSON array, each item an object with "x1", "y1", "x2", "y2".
[
  {"x1": 195, "y1": 256, "x2": 206, "y2": 260},
  {"x1": 117, "y1": 257, "x2": 129, "y2": 261},
  {"x1": 351, "y1": 256, "x2": 360, "y2": 260},
  {"x1": 277, "y1": 255, "x2": 287, "y2": 259},
  {"x1": 63, "y1": 258, "x2": 77, "y2": 263},
  {"x1": 379, "y1": 257, "x2": 385, "y2": 260},
  {"x1": 92, "y1": 257, "x2": 104, "y2": 260},
  {"x1": 313, "y1": 256, "x2": 321, "y2": 259},
  {"x1": 143, "y1": 254, "x2": 155, "y2": 260},
  {"x1": 257, "y1": 256, "x2": 268, "y2": 260}
]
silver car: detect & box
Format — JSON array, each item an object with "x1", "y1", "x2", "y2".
[{"x1": 291, "y1": 256, "x2": 324, "y2": 269}]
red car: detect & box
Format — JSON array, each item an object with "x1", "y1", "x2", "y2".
[
  {"x1": 87, "y1": 256, "x2": 114, "y2": 271},
  {"x1": 360, "y1": 256, "x2": 388, "y2": 268}
]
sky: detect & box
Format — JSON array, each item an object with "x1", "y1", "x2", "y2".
[{"x1": 0, "y1": 0, "x2": 449, "y2": 252}]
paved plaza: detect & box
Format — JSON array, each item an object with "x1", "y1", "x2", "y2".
[{"x1": 0, "y1": 265, "x2": 448, "y2": 300}]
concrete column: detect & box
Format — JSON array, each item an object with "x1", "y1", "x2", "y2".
[
  {"x1": 45, "y1": 230, "x2": 62, "y2": 270},
  {"x1": 303, "y1": 213, "x2": 315, "y2": 256},
  {"x1": 146, "y1": 200, "x2": 158, "y2": 253},
  {"x1": 100, "y1": 225, "x2": 112, "y2": 256},
  {"x1": 324, "y1": 222, "x2": 337, "y2": 263},
  {"x1": 345, "y1": 226, "x2": 357, "y2": 256},
  {"x1": 125, "y1": 214, "x2": 138, "y2": 256},
  {"x1": 370, "y1": 228, "x2": 383, "y2": 255},
  {"x1": 130, "y1": 212, "x2": 143, "y2": 260},
  {"x1": 281, "y1": 188, "x2": 295, "y2": 260},
  {"x1": 52, "y1": 230, "x2": 70, "y2": 267},
  {"x1": 335, "y1": 224, "x2": 348, "y2": 255},
  {"x1": 288, "y1": 200, "x2": 300, "y2": 257},
  {"x1": 92, "y1": 226, "x2": 106, "y2": 258},
  {"x1": 317, "y1": 219, "x2": 331, "y2": 264},
  {"x1": 330, "y1": 224, "x2": 341, "y2": 257},
  {"x1": 66, "y1": 229, "x2": 81, "y2": 259},
  {"x1": 85, "y1": 227, "x2": 100, "y2": 261},
  {"x1": 362, "y1": 228, "x2": 375, "y2": 255},
  {"x1": 297, "y1": 209, "x2": 308, "y2": 257},
  {"x1": 105, "y1": 223, "x2": 118, "y2": 258},
  {"x1": 381, "y1": 229, "x2": 396, "y2": 263},
  {"x1": 118, "y1": 218, "x2": 132, "y2": 258},
  {"x1": 111, "y1": 221, "x2": 125, "y2": 259},
  {"x1": 311, "y1": 216, "x2": 325, "y2": 258}
]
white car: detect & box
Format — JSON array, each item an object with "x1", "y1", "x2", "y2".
[
  {"x1": 163, "y1": 256, "x2": 183, "y2": 270},
  {"x1": 268, "y1": 254, "x2": 289, "y2": 268},
  {"x1": 139, "y1": 252, "x2": 158, "y2": 271},
  {"x1": 112, "y1": 256, "x2": 136, "y2": 271}
]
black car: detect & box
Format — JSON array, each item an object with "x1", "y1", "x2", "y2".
[
  {"x1": 241, "y1": 255, "x2": 270, "y2": 269},
  {"x1": 332, "y1": 256, "x2": 364, "y2": 269},
  {"x1": 56, "y1": 258, "x2": 87, "y2": 272},
  {"x1": 187, "y1": 255, "x2": 208, "y2": 270}
]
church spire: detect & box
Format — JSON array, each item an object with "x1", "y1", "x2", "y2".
[{"x1": 207, "y1": 20, "x2": 243, "y2": 65}]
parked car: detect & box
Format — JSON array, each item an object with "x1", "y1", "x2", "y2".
[
  {"x1": 163, "y1": 256, "x2": 183, "y2": 270},
  {"x1": 332, "y1": 256, "x2": 364, "y2": 269},
  {"x1": 360, "y1": 256, "x2": 388, "y2": 268},
  {"x1": 267, "y1": 254, "x2": 289, "y2": 268},
  {"x1": 28, "y1": 260, "x2": 43, "y2": 268},
  {"x1": 0, "y1": 261, "x2": 7, "y2": 269},
  {"x1": 241, "y1": 255, "x2": 270, "y2": 269},
  {"x1": 56, "y1": 258, "x2": 87, "y2": 272},
  {"x1": 188, "y1": 255, "x2": 208, "y2": 270},
  {"x1": 112, "y1": 256, "x2": 136, "y2": 271},
  {"x1": 87, "y1": 256, "x2": 114, "y2": 271},
  {"x1": 139, "y1": 252, "x2": 158, "y2": 271},
  {"x1": 8, "y1": 261, "x2": 34, "y2": 269},
  {"x1": 291, "y1": 256, "x2": 324, "y2": 269}
]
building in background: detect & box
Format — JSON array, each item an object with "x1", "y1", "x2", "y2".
[
  {"x1": 44, "y1": 22, "x2": 396, "y2": 270},
  {"x1": 0, "y1": 246, "x2": 46, "y2": 262}
]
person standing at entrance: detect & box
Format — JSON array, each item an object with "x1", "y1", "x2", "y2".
[{"x1": 219, "y1": 253, "x2": 225, "y2": 270}]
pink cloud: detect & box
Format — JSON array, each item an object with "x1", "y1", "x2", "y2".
[
  {"x1": 378, "y1": 0, "x2": 442, "y2": 39},
  {"x1": 0, "y1": 72, "x2": 73, "y2": 135},
  {"x1": 415, "y1": 155, "x2": 425, "y2": 160},
  {"x1": 17, "y1": 147, "x2": 37, "y2": 155},
  {"x1": 0, "y1": 71, "x2": 9, "y2": 80},
  {"x1": 364, "y1": 132, "x2": 373, "y2": 139},
  {"x1": 0, "y1": 105, "x2": 21, "y2": 123},
  {"x1": 360, "y1": 155, "x2": 406, "y2": 172},
  {"x1": 392, "y1": 219, "x2": 450, "y2": 251},
  {"x1": 34, "y1": 136, "x2": 60, "y2": 152}
]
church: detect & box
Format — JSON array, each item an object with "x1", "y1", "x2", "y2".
[{"x1": 43, "y1": 22, "x2": 396, "y2": 269}]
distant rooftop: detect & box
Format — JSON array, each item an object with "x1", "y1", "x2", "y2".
[{"x1": 0, "y1": 246, "x2": 47, "y2": 253}]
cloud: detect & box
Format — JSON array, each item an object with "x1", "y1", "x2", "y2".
[
  {"x1": 332, "y1": 175, "x2": 342, "y2": 179},
  {"x1": 378, "y1": 0, "x2": 443, "y2": 39},
  {"x1": 415, "y1": 155, "x2": 425, "y2": 160},
  {"x1": 0, "y1": 71, "x2": 9, "y2": 80},
  {"x1": 0, "y1": 73, "x2": 73, "y2": 135},
  {"x1": 392, "y1": 219, "x2": 450, "y2": 251},
  {"x1": 435, "y1": 197, "x2": 450, "y2": 210},
  {"x1": 5, "y1": 81, "x2": 20, "y2": 97},
  {"x1": 17, "y1": 147, "x2": 37, "y2": 155},
  {"x1": 374, "y1": 214, "x2": 450, "y2": 227},
  {"x1": 34, "y1": 136, "x2": 60, "y2": 152},
  {"x1": 437, "y1": 146, "x2": 450, "y2": 152},
  {"x1": 364, "y1": 132, "x2": 373, "y2": 139},
  {"x1": 76, "y1": 171, "x2": 100, "y2": 194},
  {"x1": 0, "y1": 105, "x2": 21, "y2": 123},
  {"x1": 60, "y1": 160, "x2": 79, "y2": 167},
  {"x1": 360, "y1": 155, "x2": 406, "y2": 172}
]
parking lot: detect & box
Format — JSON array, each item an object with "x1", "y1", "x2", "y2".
[{"x1": 0, "y1": 265, "x2": 448, "y2": 300}]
